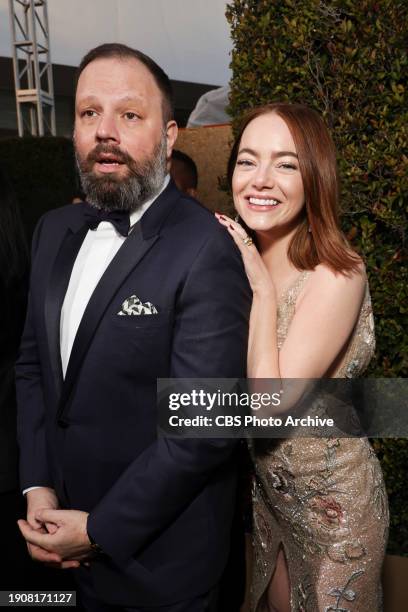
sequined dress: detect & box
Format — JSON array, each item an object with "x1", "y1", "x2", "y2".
[{"x1": 251, "y1": 271, "x2": 389, "y2": 612}]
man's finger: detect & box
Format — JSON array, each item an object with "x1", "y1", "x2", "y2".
[
  {"x1": 27, "y1": 541, "x2": 80, "y2": 568},
  {"x1": 27, "y1": 542, "x2": 62, "y2": 564},
  {"x1": 18, "y1": 519, "x2": 53, "y2": 550},
  {"x1": 27, "y1": 514, "x2": 45, "y2": 530},
  {"x1": 29, "y1": 545, "x2": 78, "y2": 569},
  {"x1": 46, "y1": 559, "x2": 81, "y2": 570},
  {"x1": 35, "y1": 508, "x2": 64, "y2": 525}
]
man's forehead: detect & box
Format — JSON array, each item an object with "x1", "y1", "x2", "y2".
[
  {"x1": 76, "y1": 93, "x2": 147, "y2": 106},
  {"x1": 76, "y1": 56, "x2": 158, "y2": 94}
]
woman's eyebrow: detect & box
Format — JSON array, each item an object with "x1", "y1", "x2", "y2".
[
  {"x1": 274, "y1": 151, "x2": 298, "y2": 159},
  {"x1": 237, "y1": 147, "x2": 298, "y2": 159}
]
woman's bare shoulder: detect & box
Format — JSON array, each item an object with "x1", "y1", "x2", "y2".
[{"x1": 300, "y1": 259, "x2": 366, "y2": 304}]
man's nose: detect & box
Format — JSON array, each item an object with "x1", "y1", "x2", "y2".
[{"x1": 95, "y1": 114, "x2": 120, "y2": 143}]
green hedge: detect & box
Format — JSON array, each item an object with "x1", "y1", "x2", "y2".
[
  {"x1": 226, "y1": 0, "x2": 407, "y2": 555},
  {"x1": 372, "y1": 438, "x2": 408, "y2": 556}
]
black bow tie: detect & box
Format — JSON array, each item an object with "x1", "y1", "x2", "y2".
[{"x1": 83, "y1": 204, "x2": 130, "y2": 237}]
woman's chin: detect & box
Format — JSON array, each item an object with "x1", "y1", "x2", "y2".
[{"x1": 241, "y1": 216, "x2": 280, "y2": 233}]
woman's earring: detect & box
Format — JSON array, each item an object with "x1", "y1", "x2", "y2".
[
  {"x1": 308, "y1": 226, "x2": 312, "y2": 233},
  {"x1": 234, "y1": 214, "x2": 240, "y2": 223}
]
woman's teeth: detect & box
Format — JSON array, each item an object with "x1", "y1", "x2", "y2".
[{"x1": 248, "y1": 197, "x2": 279, "y2": 206}]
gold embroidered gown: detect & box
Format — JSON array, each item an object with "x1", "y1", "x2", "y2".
[{"x1": 251, "y1": 271, "x2": 389, "y2": 612}]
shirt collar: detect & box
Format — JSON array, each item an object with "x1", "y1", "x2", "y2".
[{"x1": 129, "y1": 174, "x2": 170, "y2": 228}]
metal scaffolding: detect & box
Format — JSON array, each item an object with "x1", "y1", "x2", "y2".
[{"x1": 8, "y1": 0, "x2": 56, "y2": 136}]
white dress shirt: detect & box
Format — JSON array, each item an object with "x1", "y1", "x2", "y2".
[
  {"x1": 23, "y1": 175, "x2": 170, "y2": 495},
  {"x1": 61, "y1": 174, "x2": 169, "y2": 377}
]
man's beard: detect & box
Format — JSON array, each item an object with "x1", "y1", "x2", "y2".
[{"x1": 75, "y1": 134, "x2": 167, "y2": 213}]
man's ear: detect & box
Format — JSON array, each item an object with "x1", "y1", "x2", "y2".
[
  {"x1": 186, "y1": 187, "x2": 198, "y2": 199},
  {"x1": 165, "y1": 120, "x2": 178, "y2": 160}
]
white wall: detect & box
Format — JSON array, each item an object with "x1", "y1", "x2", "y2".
[{"x1": 0, "y1": 0, "x2": 232, "y2": 85}]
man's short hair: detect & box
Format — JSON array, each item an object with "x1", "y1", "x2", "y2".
[
  {"x1": 76, "y1": 43, "x2": 174, "y2": 123},
  {"x1": 171, "y1": 150, "x2": 198, "y2": 190}
]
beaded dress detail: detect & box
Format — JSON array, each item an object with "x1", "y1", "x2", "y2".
[{"x1": 251, "y1": 271, "x2": 389, "y2": 612}]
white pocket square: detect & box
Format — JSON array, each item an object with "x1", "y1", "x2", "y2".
[{"x1": 117, "y1": 294, "x2": 158, "y2": 316}]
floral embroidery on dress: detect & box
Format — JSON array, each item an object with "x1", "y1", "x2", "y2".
[
  {"x1": 297, "y1": 578, "x2": 313, "y2": 611},
  {"x1": 308, "y1": 496, "x2": 344, "y2": 530},
  {"x1": 325, "y1": 569, "x2": 365, "y2": 611},
  {"x1": 345, "y1": 359, "x2": 360, "y2": 378},
  {"x1": 266, "y1": 465, "x2": 295, "y2": 500},
  {"x1": 326, "y1": 541, "x2": 366, "y2": 564}
]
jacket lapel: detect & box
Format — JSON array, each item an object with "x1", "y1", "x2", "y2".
[{"x1": 44, "y1": 223, "x2": 89, "y2": 398}]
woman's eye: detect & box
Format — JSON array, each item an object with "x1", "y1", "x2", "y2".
[
  {"x1": 278, "y1": 162, "x2": 297, "y2": 170},
  {"x1": 236, "y1": 159, "x2": 254, "y2": 167}
]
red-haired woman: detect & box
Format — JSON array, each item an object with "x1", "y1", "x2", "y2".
[{"x1": 216, "y1": 103, "x2": 388, "y2": 612}]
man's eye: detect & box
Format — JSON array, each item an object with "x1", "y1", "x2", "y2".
[
  {"x1": 82, "y1": 110, "x2": 97, "y2": 118},
  {"x1": 124, "y1": 112, "x2": 139, "y2": 120}
]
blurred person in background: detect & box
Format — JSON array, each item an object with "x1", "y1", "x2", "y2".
[
  {"x1": 1, "y1": 169, "x2": 79, "y2": 596},
  {"x1": 170, "y1": 149, "x2": 198, "y2": 198},
  {"x1": 0, "y1": 168, "x2": 29, "y2": 587}
]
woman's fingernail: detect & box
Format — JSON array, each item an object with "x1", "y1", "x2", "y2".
[{"x1": 229, "y1": 224, "x2": 234, "y2": 230}]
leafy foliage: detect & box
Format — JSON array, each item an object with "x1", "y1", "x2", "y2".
[
  {"x1": 372, "y1": 438, "x2": 408, "y2": 555},
  {"x1": 226, "y1": 0, "x2": 407, "y2": 554}
]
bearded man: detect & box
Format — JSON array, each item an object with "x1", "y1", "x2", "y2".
[{"x1": 15, "y1": 44, "x2": 250, "y2": 612}]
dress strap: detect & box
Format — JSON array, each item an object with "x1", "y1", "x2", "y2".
[{"x1": 278, "y1": 270, "x2": 311, "y2": 307}]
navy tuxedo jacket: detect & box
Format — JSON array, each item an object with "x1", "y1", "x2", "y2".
[{"x1": 16, "y1": 180, "x2": 251, "y2": 606}]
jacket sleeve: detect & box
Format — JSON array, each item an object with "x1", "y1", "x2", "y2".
[
  {"x1": 15, "y1": 216, "x2": 53, "y2": 490},
  {"x1": 87, "y1": 227, "x2": 251, "y2": 564}
]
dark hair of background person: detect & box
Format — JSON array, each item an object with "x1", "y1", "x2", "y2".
[
  {"x1": 76, "y1": 43, "x2": 174, "y2": 123},
  {"x1": 0, "y1": 170, "x2": 28, "y2": 295},
  {"x1": 227, "y1": 102, "x2": 361, "y2": 274},
  {"x1": 171, "y1": 149, "x2": 198, "y2": 194}
]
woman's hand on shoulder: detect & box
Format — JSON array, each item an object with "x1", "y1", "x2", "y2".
[
  {"x1": 279, "y1": 262, "x2": 367, "y2": 378},
  {"x1": 215, "y1": 213, "x2": 276, "y2": 299}
]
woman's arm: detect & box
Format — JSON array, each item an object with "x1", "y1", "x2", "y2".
[
  {"x1": 279, "y1": 263, "x2": 366, "y2": 378},
  {"x1": 215, "y1": 213, "x2": 366, "y2": 380},
  {"x1": 247, "y1": 291, "x2": 280, "y2": 378}
]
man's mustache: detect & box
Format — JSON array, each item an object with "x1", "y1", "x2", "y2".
[{"x1": 83, "y1": 145, "x2": 134, "y2": 168}]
